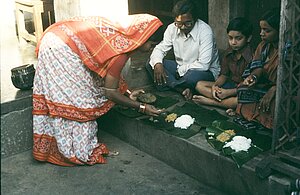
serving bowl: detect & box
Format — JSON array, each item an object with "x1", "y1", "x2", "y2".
[
  {"x1": 11, "y1": 64, "x2": 35, "y2": 90},
  {"x1": 137, "y1": 92, "x2": 157, "y2": 104}
]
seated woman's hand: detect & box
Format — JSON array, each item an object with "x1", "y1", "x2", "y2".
[
  {"x1": 129, "y1": 89, "x2": 145, "y2": 101},
  {"x1": 242, "y1": 75, "x2": 257, "y2": 87},
  {"x1": 259, "y1": 86, "x2": 276, "y2": 112}
]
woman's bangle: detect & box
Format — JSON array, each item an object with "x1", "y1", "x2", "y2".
[
  {"x1": 126, "y1": 89, "x2": 132, "y2": 96},
  {"x1": 138, "y1": 103, "x2": 146, "y2": 113},
  {"x1": 252, "y1": 74, "x2": 257, "y2": 81},
  {"x1": 126, "y1": 89, "x2": 132, "y2": 95}
]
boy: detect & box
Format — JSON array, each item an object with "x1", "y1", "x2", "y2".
[{"x1": 192, "y1": 17, "x2": 253, "y2": 110}]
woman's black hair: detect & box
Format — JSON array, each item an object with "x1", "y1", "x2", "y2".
[
  {"x1": 261, "y1": 8, "x2": 280, "y2": 32},
  {"x1": 172, "y1": 0, "x2": 198, "y2": 20},
  {"x1": 227, "y1": 17, "x2": 253, "y2": 38},
  {"x1": 148, "y1": 25, "x2": 165, "y2": 42}
]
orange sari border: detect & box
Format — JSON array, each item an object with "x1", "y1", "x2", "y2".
[
  {"x1": 32, "y1": 94, "x2": 115, "y2": 122},
  {"x1": 33, "y1": 78, "x2": 128, "y2": 122},
  {"x1": 33, "y1": 133, "x2": 109, "y2": 166}
]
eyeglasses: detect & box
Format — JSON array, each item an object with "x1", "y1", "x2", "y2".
[{"x1": 174, "y1": 21, "x2": 194, "y2": 28}]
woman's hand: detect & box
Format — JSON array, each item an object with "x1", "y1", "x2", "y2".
[
  {"x1": 259, "y1": 86, "x2": 276, "y2": 112},
  {"x1": 243, "y1": 75, "x2": 257, "y2": 87},
  {"x1": 154, "y1": 63, "x2": 167, "y2": 85},
  {"x1": 143, "y1": 104, "x2": 164, "y2": 116},
  {"x1": 129, "y1": 89, "x2": 145, "y2": 101}
]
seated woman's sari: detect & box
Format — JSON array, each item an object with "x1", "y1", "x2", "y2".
[
  {"x1": 236, "y1": 41, "x2": 279, "y2": 129},
  {"x1": 32, "y1": 14, "x2": 162, "y2": 166}
]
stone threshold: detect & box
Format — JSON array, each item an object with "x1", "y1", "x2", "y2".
[{"x1": 97, "y1": 92, "x2": 291, "y2": 194}]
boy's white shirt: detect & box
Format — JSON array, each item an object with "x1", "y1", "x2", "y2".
[{"x1": 149, "y1": 19, "x2": 220, "y2": 79}]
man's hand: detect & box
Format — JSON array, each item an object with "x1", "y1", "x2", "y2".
[{"x1": 153, "y1": 63, "x2": 167, "y2": 85}]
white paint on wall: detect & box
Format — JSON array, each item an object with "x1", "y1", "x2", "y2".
[{"x1": 54, "y1": 0, "x2": 128, "y2": 21}]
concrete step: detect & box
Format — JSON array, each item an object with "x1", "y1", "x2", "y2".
[
  {"x1": 1, "y1": 130, "x2": 225, "y2": 195},
  {"x1": 97, "y1": 100, "x2": 292, "y2": 195}
]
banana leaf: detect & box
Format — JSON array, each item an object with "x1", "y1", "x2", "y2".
[
  {"x1": 172, "y1": 102, "x2": 228, "y2": 127},
  {"x1": 222, "y1": 145, "x2": 263, "y2": 168},
  {"x1": 205, "y1": 120, "x2": 264, "y2": 168},
  {"x1": 153, "y1": 94, "x2": 179, "y2": 109},
  {"x1": 113, "y1": 106, "x2": 143, "y2": 118},
  {"x1": 141, "y1": 114, "x2": 201, "y2": 139}
]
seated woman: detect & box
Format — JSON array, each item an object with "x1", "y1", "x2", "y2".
[
  {"x1": 236, "y1": 8, "x2": 280, "y2": 129},
  {"x1": 192, "y1": 17, "x2": 253, "y2": 110}
]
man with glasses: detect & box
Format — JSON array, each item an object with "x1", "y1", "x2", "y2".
[{"x1": 147, "y1": 0, "x2": 220, "y2": 99}]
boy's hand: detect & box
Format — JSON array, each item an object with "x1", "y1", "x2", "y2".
[{"x1": 212, "y1": 85, "x2": 221, "y2": 101}]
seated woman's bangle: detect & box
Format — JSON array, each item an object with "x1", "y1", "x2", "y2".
[
  {"x1": 252, "y1": 74, "x2": 257, "y2": 81},
  {"x1": 138, "y1": 103, "x2": 146, "y2": 113}
]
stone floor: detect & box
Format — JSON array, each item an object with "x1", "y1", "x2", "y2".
[
  {"x1": 2, "y1": 130, "x2": 226, "y2": 195},
  {"x1": 0, "y1": 3, "x2": 226, "y2": 195}
]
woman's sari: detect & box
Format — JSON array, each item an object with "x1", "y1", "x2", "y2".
[
  {"x1": 32, "y1": 14, "x2": 162, "y2": 166},
  {"x1": 236, "y1": 41, "x2": 279, "y2": 129}
]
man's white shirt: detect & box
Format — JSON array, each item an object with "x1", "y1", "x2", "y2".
[{"x1": 149, "y1": 19, "x2": 220, "y2": 79}]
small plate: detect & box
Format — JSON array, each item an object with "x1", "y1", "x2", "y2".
[{"x1": 138, "y1": 93, "x2": 157, "y2": 104}]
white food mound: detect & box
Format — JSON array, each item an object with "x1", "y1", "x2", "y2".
[
  {"x1": 174, "y1": 114, "x2": 195, "y2": 129},
  {"x1": 223, "y1": 136, "x2": 252, "y2": 152}
]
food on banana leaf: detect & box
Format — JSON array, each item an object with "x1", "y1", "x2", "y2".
[
  {"x1": 165, "y1": 113, "x2": 177, "y2": 122},
  {"x1": 138, "y1": 93, "x2": 157, "y2": 104}
]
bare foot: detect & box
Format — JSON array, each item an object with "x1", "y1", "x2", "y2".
[
  {"x1": 182, "y1": 88, "x2": 193, "y2": 100},
  {"x1": 192, "y1": 95, "x2": 213, "y2": 105},
  {"x1": 107, "y1": 151, "x2": 119, "y2": 157}
]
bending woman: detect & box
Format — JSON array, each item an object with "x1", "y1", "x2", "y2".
[
  {"x1": 236, "y1": 8, "x2": 280, "y2": 129},
  {"x1": 32, "y1": 14, "x2": 163, "y2": 166}
]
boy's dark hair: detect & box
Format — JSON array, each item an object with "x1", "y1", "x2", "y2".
[
  {"x1": 227, "y1": 17, "x2": 253, "y2": 38},
  {"x1": 261, "y1": 8, "x2": 280, "y2": 32},
  {"x1": 172, "y1": 0, "x2": 198, "y2": 20}
]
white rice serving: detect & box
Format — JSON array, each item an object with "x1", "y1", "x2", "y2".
[
  {"x1": 174, "y1": 114, "x2": 195, "y2": 129},
  {"x1": 223, "y1": 136, "x2": 252, "y2": 152}
]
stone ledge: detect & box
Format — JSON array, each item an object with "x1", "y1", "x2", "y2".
[
  {"x1": 1, "y1": 106, "x2": 33, "y2": 158},
  {"x1": 97, "y1": 109, "x2": 290, "y2": 195}
]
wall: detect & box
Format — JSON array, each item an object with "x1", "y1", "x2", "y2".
[
  {"x1": 208, "y1": 0, "x2": 230, "y2": 50},
  {"x1": 54, "y1": 0, "x2": 128, "y2": 21}
]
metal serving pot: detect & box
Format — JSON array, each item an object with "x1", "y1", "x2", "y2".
[{"x1": 11, "y1": 64, "x2": 35, "y2": 90}]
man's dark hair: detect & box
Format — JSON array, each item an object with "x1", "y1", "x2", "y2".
[
  {"x1": 172, "y1": 0, "x2": 198, "y2": 20},
  {"x1": 261, "y1": 8, "x2": 280, "y2": 32},
  {"x1": 227, "y1": 17, "x2": 253, "y2": 38}
]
